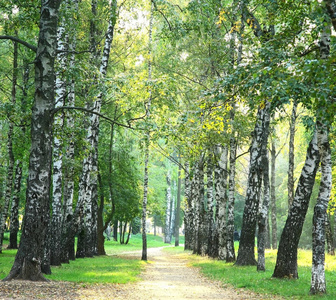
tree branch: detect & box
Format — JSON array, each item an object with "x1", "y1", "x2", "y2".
[
  {"x1": 0, "y1": 35, "x2": 37, "y2": 52},
  {"x1": 151, "y1": 0, "x2": 173, "y2": 31},
  {"x1": 52, "y1": 106, "x2": 145, "y2": 130}
]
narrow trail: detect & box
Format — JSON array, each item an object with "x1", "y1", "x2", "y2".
[
  {"x1": 0, "y1": 247, "x2": 277, "y2": 299},
  {"x1": 112, "y1": 247, "x2": 263, "y2": 300}
]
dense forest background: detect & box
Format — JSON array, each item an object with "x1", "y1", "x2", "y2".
[{"x1": 0, "y1": 0, "x2": 335, "y2": 294}]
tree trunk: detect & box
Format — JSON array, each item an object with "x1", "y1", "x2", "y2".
[
  {"x1": 257, "y1": 153, "x2": 270, "y2": 271},
  {"x1": 236, "y1": 102, "x2": 271, "y2": 266},
  {"x1": 113, "y1": 220, "x2": 118, "y2": 241},
  {"x1": 8, "y1": 160, "x2": 22, "y2": 249},
  {"x1": 206, "y1": 154, "x2": 216, "y2": 257},
  {"x1": 192, "y1": 159, "x2": 204, "y2": 254},
  {"x1": 125, "y1": 224, "x2": 132, "y2": 245},
  {"x1": 226, "y1": 136, "x2": 237, "y2": 262},
  {"x1": 50, "y1": 14, "x2": 68, "y2": 266},
  {"x1": 215, "y1": 145, "x2": 228, "y2": 260},
  {"x1": 0, "y1": 124, "x2": 15, "y2": 254},
  {"x1": 310, "y1": 123, "x2": 332, "y2": 294},
  {"x1": 288, "y1": 101, "x2": 297, "y2": 211},
  {"x1": 326, "y1": 215, "x2": 335, "y2": 255},
  {"x1": 175, "y1": 163, "x2": 181, "y2": 246},
  {"x1": 272, "y1": 131, "x2": 320, "y2": 279},
  {"x1": 196, "y1": 158, "x2": 206, "y2": 255},
  {"x1": 270, "y1": 140, "x2": 277, "y2": 249},
  {"x1": 141, "y1": 1, "x2": 153, "y2": 261},
  {"x1": 141, "y1": 137, "x2": 149, "y2": 259},
  {"x1": 184, "y1": 163, "x2": 192, "y2": 250},
  {"x1": 60, "y1": 0, "x2": 78, "y2": 264},
  {"x1": 4, "y1": 0, "x2": 61, "y2": 281},
  {"x1": 0, "y1": 38, "x2": 17, "y2": 253},
  {"x1": 76, "y1": 0, "x2": 117, "y2": 258},
  {"x1": 164, "y1": 170, "x2": 172, "y2": 244}
]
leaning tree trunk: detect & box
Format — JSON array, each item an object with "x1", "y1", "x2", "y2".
[
  {"x1": 236, "y1": 102, "x2": 271, "y2": 266},
  {"x1": 272, "y1": 130, "x2": 320, "y2": 279},
  {"x1": 4, "y1": 0, "x2": 61, "y2": 281},
  {"x1": 215, "y1": 145, "x2": 228, "y2": 260},
  {"x1": 8, "y1": 160, "x2": 23, "y2": 249},
  {"x1": 310, "y1": 123, "x2": 332, "y2": 294}
]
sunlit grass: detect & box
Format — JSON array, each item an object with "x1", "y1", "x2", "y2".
[
  {"x1": 173, "y1": 246, "x2": 336, "y2": 299},
  {"x1": 0, "y1": 233, "x2": 180, "y2": 283},
  {"x1": 46, "y1": 255, "x2": 146, "y2": 283}
]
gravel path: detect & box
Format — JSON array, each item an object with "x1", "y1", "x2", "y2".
[{"x1": 0, "y1": 247, "x2": 274, "y2": 299}]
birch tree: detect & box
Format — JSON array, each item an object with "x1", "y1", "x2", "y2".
[
  {"x1": 76, "y1": 0, "x2": 117, "y2": 258},
  {"x1": 273, "y1": 131, "x2": 320, "y2": 278},
  {"x1": 0, "y1": 39, "x2": 17, "y2": 253},
  {"x1": 215, "y1": 145, "x2": 228, "y2": 260},
  {"x1": 8, "y1": 160, "x2": 22, "y2": 249},
  {"x1": 310, "y1": 20, "x2": 333, "y2": 295},
  {"x1": 50, "y1": 0, "x2": 69, "y2": 266},
  {"x1": 141, "y1": 1, "x2": 153, "y2": 261},
  {"x1": 4, "y1": 0, "x2": 62, "y2": 281}
]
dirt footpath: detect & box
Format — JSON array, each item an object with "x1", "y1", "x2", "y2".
[{"x1": 0, "y1": 247, "x2": 274, "y2": 300}]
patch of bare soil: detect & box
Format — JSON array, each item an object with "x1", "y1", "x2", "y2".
[{"x1": 0, "y1": 248, "x2": 279, "y2": 300}]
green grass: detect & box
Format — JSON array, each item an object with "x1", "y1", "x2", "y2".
[
  {"x1": 175, "y1": 246, "x2": 336, "y2": 299},
  {"x1": 46, "y1": 255, "x2": 145, "y2": 284},
  {"x1": 0, "y1": 233, "x2": 179, "y2": 284}
]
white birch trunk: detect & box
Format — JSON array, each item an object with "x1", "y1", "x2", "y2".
[
  {"x1": 215, "y1": 145, "x2": 228, "y2": 260},
  {"x1": 257, "y1": 153, "x2": 270, "y2": 271},
  {"x1": 0, "y1": 123, "x2": 14, "y2": 253},
  {"x1": 4, "y1": 0, "x2": 61, "y2": 281},
  {"x1": 206, "y1": 154, "x2": 215, "y2": 256},
  {"x1": 141, "y1": 1, "x2": 153, "y2": 261},
  {"x1": 8, "y1": 160, "x2": 22, "y2": 249},
  {"x1": 226, "y1": 136, "x2": 237, "y2": 262},
  {"x1": 184, "y1": 162, "x2": 192, "y2": 250},
  {"x1": 61, "y1": 19, "x2": 77, "y2": 262},
  {"x1": 287, "y1": 101, "x2": 297, "y2": 211},
  {"x1": 164, "y1": 170, "x2": 172, "y2": 244},
  {"x1": 50, "y1": 10, "x2": 68, "y2": 266},
  {"x1": 273, "y1": 131, "x2": 320, "y2": 278},
  {"x1": 310, "y1": 123, "x2": 332, "y2": 294},
  {"x1": 310, "y1": 24, "x2": 332, "y2": 294},
  {"x1": 76, "y1": 0, "x2": 117, "y2": 257},
  {"x1": 270, "y1": 140, "x2": 277, "y2": 249},
  {"x1": 236, "y1": 101, "x2": 271, "y2": 266},
  {"x1": 0, "y1": 39, "x2": 17, "y2": 253}
]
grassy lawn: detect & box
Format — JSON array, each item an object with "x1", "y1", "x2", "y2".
[
  {"x1": 0, "y1": 233, "x2": 180, "y2": 284},
  {"x1": 166, "y1": 244, "x2": 336, "y2": 299}
]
